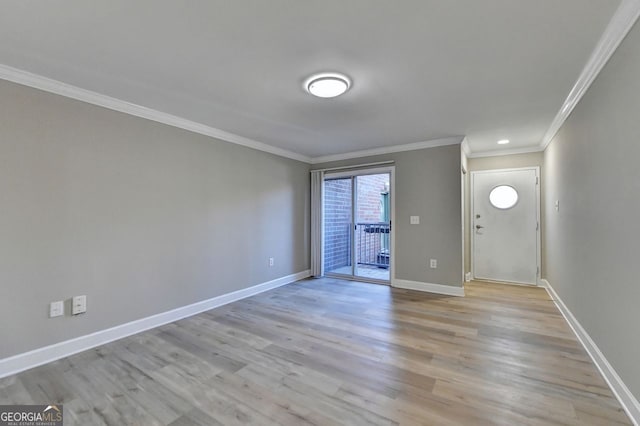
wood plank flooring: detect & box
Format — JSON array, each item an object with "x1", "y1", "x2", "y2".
[{"x1": 0, "y1": 279, "x2": 631, "y2": 425}]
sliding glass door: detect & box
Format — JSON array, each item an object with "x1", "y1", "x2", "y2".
[{"x1": 323, "y1": 169, "x2": 392, "y2": 283}]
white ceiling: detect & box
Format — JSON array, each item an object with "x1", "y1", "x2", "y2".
[{"x1": 0, "y1": 1, "x2": 621, "y2": 159}]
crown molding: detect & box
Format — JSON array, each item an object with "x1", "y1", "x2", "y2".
[
  {"x1": 467, "y1": 145, "x2": 544, "y2": 159},
  {"x1": 460, "y1": 137, "x2": 471, "y2": 157},
  {"x1": 310, "y1": 136, "x2": 464, "y2": 164},
  {"x1": 0, "y1": 64, "x2": 312, "y2": 163},
  {"x1": 540, "y1": 0, "x2": 640, "y2": 151},
  {"x1": 0, "y1": 64, "x2": 464, "y2": 165},
  {"x1": 4, "y1": 0, "x2": 638, "y2": 167}
]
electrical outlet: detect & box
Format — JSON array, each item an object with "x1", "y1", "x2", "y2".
[
  {"x1": 410, "y1": 216, "x2": 420, "y2": 225},
  {"x1": 555, "y1": 200, "x2": 560, "y2": 212},
  {"x1": 269, "y1": 257, "x2": 274, "y2": 267},
  {"x1": 430, "y1": 259, "x2": 437, "y2": 269},
  {"x1": 72, "y1": 295, "x2": 87, "y2": 315},
  {"x1": 49, "y1": 301, "x2": 64, "y2": 318}
]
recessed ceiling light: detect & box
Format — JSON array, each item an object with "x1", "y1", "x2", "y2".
[
  {"x1": 497, "y1": 139, "x2": 510, "y2": 145},
  {"x1": 305, "y1": 73, "x2": 351, "y2": 98}
]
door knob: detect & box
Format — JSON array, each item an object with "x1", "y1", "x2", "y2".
[{"x1": 476, "y1": 225, "x2": 484, "y2": 229}]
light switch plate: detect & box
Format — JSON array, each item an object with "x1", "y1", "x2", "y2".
[
  {"x1": 49, "y1": 301, "x2": 64, "y2": 318},
  {"x1": 72, "y1": 295, "x2": 87, "y2": 315},
  {"x1": 410, "y1": 216, "x2": 420, "y2": 225}
]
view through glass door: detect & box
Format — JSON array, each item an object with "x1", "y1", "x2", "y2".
[{"x1": 324, "y1": 171, "x2": 391, "y2": 283}]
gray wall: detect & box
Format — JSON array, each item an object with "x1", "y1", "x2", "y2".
[
  {"x1": 0, "y1": 80, "x2": 310, "y2": 359},
  {"x1": 468, "y1": 152, "x2": 543, "y2": 172},
  {"x1": 543, "y1": 20, "x2": 640, "y2": 397},
  {"x1": 464, "y1": 152, "x2": 544, "y2": 274},
  {"x1": 314, "y1": 144, "x2": 463, "y2": 287}
]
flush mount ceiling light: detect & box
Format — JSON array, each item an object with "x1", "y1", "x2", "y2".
[
  {"x1": 305, "y1": 72, "x2": 351, "y2": 98},
  {"x1": 497, "y1": 139, "x2": 510, "y2": 145}
]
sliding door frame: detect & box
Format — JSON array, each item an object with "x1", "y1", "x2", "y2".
[{"x1": 323, "y1": 166, "x2": 395, "y2": 285}]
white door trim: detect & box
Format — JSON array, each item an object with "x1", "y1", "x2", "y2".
[{"x1": 470, "y1": 166, "x2": 541, "y2": 286}]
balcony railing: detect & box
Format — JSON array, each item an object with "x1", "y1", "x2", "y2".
[{"x1": 356, "y1": 222, "x2": 390, "y2": 269}]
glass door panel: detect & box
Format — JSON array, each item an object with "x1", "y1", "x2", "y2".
[
  {"x1": 354, "y1": 174, "x2": 390, "y2": 281},
  {"x1": 323, "y1": 177, "x2": 353, "y2": 276}
]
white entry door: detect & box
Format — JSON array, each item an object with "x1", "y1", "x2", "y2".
[{"x1": 472, "y1": 168, "x2": 539, "y2": 285}]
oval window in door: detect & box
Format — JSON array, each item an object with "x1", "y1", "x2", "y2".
[{"x1": 489, "y1": 185, "x2": 518, "y2": 209}]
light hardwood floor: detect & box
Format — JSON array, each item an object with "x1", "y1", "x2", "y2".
[{"x1": 0, "y1": 279, "x2": 631, "y2": 425}]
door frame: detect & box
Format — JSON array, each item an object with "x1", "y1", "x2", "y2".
[
  {"x1": 323, "y1": 166, "x2": 395, "y2": 285},
  {"x1": 470, "y1": 166, "x2": 541, "y2": 286}
]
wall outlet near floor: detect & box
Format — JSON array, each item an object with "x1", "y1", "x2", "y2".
[
  {"x1": 430, "y1": 259, "x2": 437, "y2": 269},
  {"x1": 49, "y1": 300, "x2": 64, "y2": 318},
  {"x1": 410, "y1": 216, "x2": 420, "y2": 225},
  {"x1": 269, "y1": 257, "x2": 274, "y2": 267},
  {"x1": 72, "y1": 295, "x2": 87, "y2": 315}
]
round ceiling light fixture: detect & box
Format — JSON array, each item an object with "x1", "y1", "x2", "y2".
[
  {"x1": 497, "y1": 139, "x2": 510, "y2": 145},
  {"x1": 305, "y1": 72, "x2": 351, "y2": 98}
]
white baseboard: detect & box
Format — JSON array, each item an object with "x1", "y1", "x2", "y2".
[
  {"x1": 540, "y1": 279, "x2": 640, "y2": 425},
  {"x1": 0, "y1": 270, "x2": 311, "y2": 379},
  {"x1": 392, "y1": 278, "x2": 465, "y2": 297},
  {"x1": 465, "y1": 272, "x2": 472, "y2": 282}
]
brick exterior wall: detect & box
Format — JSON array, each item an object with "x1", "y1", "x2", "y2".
[
  {"x1": 357, "y1": 174, "x2": 388, "y2": 222},
  {"x1": 356, "y1": 175, "x2": 389, "y2": 266},
  {"x1": 324, "y1": 179, "x2": 352, "y2": 272}
]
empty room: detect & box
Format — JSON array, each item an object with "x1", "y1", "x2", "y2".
[{"x1": 1, "y1": 1, "x2": 639, "y2": 425}]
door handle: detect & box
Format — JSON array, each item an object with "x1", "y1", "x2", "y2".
[{"x1": 476, "y1": 225, "x2": 484, "y2": 229}]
